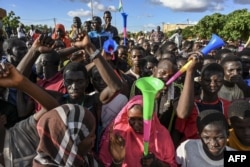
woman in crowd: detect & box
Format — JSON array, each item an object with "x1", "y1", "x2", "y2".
[
  {"x1": 99, "y1": 95, "x2": 177, "y2": 167},
  {"x1": 33, "y1": 104, "x2": 99, "y2": 166},
  {"x1": 176, "y1": 109, "x2": 235, "y2": 167}
]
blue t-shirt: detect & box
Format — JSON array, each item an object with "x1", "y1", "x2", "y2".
[
  {"x1": 245, "y1": 78, "x2": 250, "y2": 86},
  {"x1": 88, "y1": 30, "x2": 111, "y2": 49}
]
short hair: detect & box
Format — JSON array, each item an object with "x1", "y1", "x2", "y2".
[
  {"x1": 176, "y1": 57, "x2": 188, "y2": 62},
  {"x1": 63, "y1": 62, "x2": 88, "y2": 79},
  {"x1": 2, "y1": 38, "x2": 24, "y2": 54},
  {"x1": 157, "y1": 58, "x2": 175, "y2": 71},
  {"x1": 92, "y1": 16, "x2": 102, "y2": 24},
  {"x1": 131, "y1": 45, "x2": 144, "y2": 53},
  {"x1": 161, "y1": 41, "x2": 176, "y2": 50},
  {"x1": 201, "y1": 63, "x2": 224, "y2": 79},
  {"x1": 117, "y1": 45, "x2": 128, "y2": 50},
  {"x1": 104, "y1": 10, "x2": 111, "y2": 15},
  {"x1": 237, "y1": 50, "x2": 250, "y2": 57},
  {"x1": 214, "y1": 49, "x2": 232, "y2": 61},
  {"x1": 197, "y1": 109, "x2": 229, "y2": 134},
  {"x1": 228, "y1": 99, "x2": 250, "y2": 118},
  {"x1": 128, "y1": 40, "x2": 135, "y2": 45},
  {"x1": 40, "y1": 50, "x2": 60, "y2": 66},
  {"x1": 220, "y1": 55, "x2": 241, "y2": 67},
  {"x1": 143, "y1": 55, "x2": 158, "y2": 65},
  {"x1": 204, "y1": 55, "x2": 215, "y2": 61}
]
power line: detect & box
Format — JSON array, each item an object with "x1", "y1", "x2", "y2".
[{"x1": 20, "y1": 18, "x2": 55, "y2": 22}]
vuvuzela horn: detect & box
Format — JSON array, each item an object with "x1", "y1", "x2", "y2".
[
  {"x1": 135, "y1": 77, "x2": 164, "y2": 156},
  {"x1": 166, "y1": 34, "x2": 225, "y2": 85},
  {"x1": 244, "y1": 36, "x2": 250, "y2": 48},
  {"x1": 121, "y1": 12, "x2": 128, "y2": 46},
  {"x1": 103, "y1": 37, "x2": 118, "y2": 60}
]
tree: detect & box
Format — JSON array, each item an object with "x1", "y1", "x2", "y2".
[
  {"x1": 194, "y1": 13, "x2": 226, "y2": 39},
  {"x1": 182, "y1": 26, "x2": 196, "y2": 40},
  {"x1": 220, "y1": 9, "x2": 250, "y2": 41},
  {"x1": 192, "y1": 9, "x2": 250, "y2": 41},
  {"x1": 2, "y1": 11, "x2": 21, "y2": 29}
]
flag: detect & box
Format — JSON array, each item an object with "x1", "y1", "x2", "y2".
[{"x1": 118, "y1": 0, "x2": 123, "y2": 12}]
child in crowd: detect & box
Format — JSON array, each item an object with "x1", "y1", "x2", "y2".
[
  {"x1": 227, "y1": 99, "x2": 250, "y2": 150},
  {"x1": 176, "y1": 110, "x2": 235, "y2": 167},
  {"x1": 0, "y1": 63, "x2": 59, "y2": 166},
  {"x1": 175, "y1": 60, "x2": 231, "y2": 144}
]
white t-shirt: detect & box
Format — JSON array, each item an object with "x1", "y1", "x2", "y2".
[
  {"x1": 17, "y1": 27, "x2": 26, "y2": 38},
  {"x1": 176, "y1": 139, "x2": 235, "y2": 167},
  {"x1": 29, "y1": 29, "x2": 35, "y2": 37},
  {"x1": 169, "y1": 33, "x2": 182, "y2": 48}
]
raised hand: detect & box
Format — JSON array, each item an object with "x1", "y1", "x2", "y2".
[
  {"x1": 230, "y1": 74, "x2": 244, "y2": 84},
  {"x1": 32, "y1": 33, "x2": 55, "y2": 53},
  {"x1": 73, "y1": 31, "x2": 96, "y2": 55},
  {"x1": 0, "y1": 63, "x2": 24, "y2": 88},
  {"x1": 140, "y1": 152, "x2": 155, "y2": 167},
  {"x1": 109, "y1": 125, "x2": 126, "y2": 163},
  {"x1": 186, "y1": 52, "x2": 203, "y2": 72},
  {"x1": 140, "y1": 152, "x2": 171, "y2": 167}
]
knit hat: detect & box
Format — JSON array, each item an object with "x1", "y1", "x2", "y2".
[{"x1": 228, "y1": 99, "x2": 250, "y2": 118}]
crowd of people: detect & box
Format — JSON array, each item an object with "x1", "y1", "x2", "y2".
[{"x1": 0, "y1": 9, "x2": 250, "y2": 167}]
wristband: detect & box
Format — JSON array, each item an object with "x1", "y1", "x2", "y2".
[{"x1": 90, "y1": 49, "x2": 101, "y2": 61}]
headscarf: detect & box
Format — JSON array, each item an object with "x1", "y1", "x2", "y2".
[
  {"x1": 52, "y1": 24, "x2": 66, "y2": 39},
  {"x1": 99, "y1": 95, "x2": 177, "y2": 167},
  {"x1": 51, "y1": 24, "x2": 71, "y2": 48},
  {"x1": 33, "y1": 104, "x2": 95, "y2": 167}
]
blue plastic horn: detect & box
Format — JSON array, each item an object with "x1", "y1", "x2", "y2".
[
  {"x1": 201, "y1": 34, "x2": 225, "y2": 55},
  {"x1": 103, "y1": 37, "x2": 118, "y2": 54},
  {"x1": 166, "y1": 34, "x2": 225, "y2": 85}
]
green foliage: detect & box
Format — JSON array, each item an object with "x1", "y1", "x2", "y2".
[
  {"x1": 166, "y1": 29, "x2": 176, "y2": 38},
  {"x1": 193, "y1": 9, "x2": 250, "y2": 41},
  {"x1": 2, "y1": 11, "x2": 20, "y2": 29},
  {"x1": 220, "y1": 9, "x2": 250, "y2": 41},
  {"x1": 2, "y1": 11, "x2": 51, "y2": 35},
  {"x1": 194, "y1": 13, "x2": 226, "y2": 39},
  {"x1": 182, "y1": 26, "x2": 196, "y2": 39}
]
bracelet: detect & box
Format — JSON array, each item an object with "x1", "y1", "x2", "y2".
[
  {"x1": 90, "y1": 49, "x2": 101, "y2": 61},
  {"x1": 112, "y1": 158, "x2": 124, "y2": 165}
]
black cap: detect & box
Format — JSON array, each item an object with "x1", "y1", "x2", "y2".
[
  {"x1": 92, "y1": 16, "x2": 102, "y2": 24},
  {"x1": 73, "y1": 17, "x2": 81, "y2": 23},
  {"x1": 73, "y1": 16, "x2": 82, "y2": 27}
]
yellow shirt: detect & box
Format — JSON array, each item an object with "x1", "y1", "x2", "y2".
[{"x1": 227, "y1": 128, "x2": 250, "y2": 151}]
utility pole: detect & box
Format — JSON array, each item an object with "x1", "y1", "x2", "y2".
[
  {"x1": 53, "y1": 18, "x2": 56, "y2": 26},
  {"x1": 115, "y1": 9, "x2": 117, "y2": 27},
  {"x1": 162, "y1": 22, "x2": 165, "y2": 33},
  {"x1": 90, "y1": 0, "x2": 94, "y2": 19}
]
